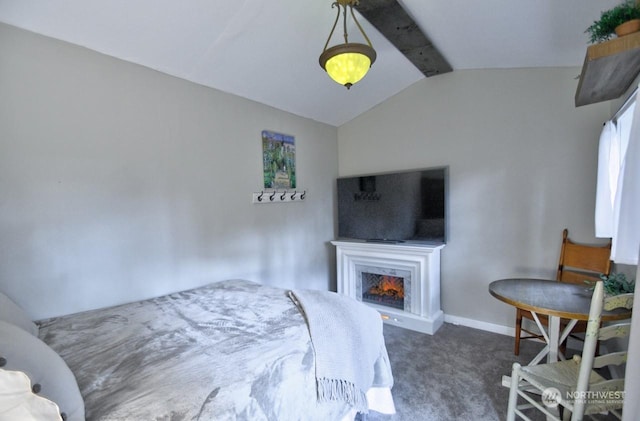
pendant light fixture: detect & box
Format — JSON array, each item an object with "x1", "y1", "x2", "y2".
[{"x1": 319, "y1": 0, "x2": 376, "y2": 89}]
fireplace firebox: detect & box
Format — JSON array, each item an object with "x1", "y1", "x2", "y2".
[
  {"x1": 361, "y1": 273, "x2": 405, "y2": 309},
  {"x1": 358, "y1": 266, "x2": 411, "y2": 311}
]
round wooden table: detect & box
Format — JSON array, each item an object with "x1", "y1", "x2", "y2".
[{"x1": 489, "y1": 278, "x2": 631, "y2": 364}]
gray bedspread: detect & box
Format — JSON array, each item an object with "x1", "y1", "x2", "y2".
[{"x1": 38, "y1": 280, "x2": 358, "y2": 421}]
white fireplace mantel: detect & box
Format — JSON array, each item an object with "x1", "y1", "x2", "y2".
[{"x1": 331, "y1": 240, "x2": 444, "y2": 334}]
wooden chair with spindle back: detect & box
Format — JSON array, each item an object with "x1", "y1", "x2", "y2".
[{"x1": 513, "y1": 228, "x2": 612, "y2": 355}]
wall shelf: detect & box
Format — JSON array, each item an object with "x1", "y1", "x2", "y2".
[{"x1": 575, "y1": 31, "x2": 640, "y2": 107}]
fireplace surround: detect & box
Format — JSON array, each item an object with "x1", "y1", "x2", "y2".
[{"x1": 332, "y1": 240, "x2": 444, "y2": 334}]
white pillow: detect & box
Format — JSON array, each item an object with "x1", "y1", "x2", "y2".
[
  {"x1": 0, "y1": 321, "x2": 85, "y2": 421},
  {"x1": 0, "y1": 368, "x2": 63, "y2": 420},
  {"x1": 0, "y1": 291, "x2": 38, "y2": 336}
]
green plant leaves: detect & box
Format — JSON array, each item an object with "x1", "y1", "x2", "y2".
[{"x1": 585, "y1": 0, "x2": 640, "y2": 43}]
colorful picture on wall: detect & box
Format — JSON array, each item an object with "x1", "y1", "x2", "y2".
[{"x1": 262, "y1": 130, "x2": 296, "y2": 189}]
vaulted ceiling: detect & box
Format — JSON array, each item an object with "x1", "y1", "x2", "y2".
[{"x1": 0, "y1": 0, "x2": 620, "y2": 126}]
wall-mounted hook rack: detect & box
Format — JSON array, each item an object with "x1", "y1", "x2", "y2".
[{"x1": 252, "y1": 189, "x2": 307, "y2": 204}]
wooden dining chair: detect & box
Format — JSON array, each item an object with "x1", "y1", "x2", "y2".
[
  {"x1": 513, "y1": 228, "x2": 612, "y2": 355},
  {"x1": 507, "y1": 280, "x2": 633, "y2": 420}
]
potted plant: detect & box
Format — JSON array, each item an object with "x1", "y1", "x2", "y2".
[
  {"x1": 586, "y1": 0, "x2": 640, "y2": 43},
  {"x1": 585, "y1": 273, "x2": 636, "y2": 296}
]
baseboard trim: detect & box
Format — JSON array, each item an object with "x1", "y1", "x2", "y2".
[{"x1": 444, "y1": 314, "x2": 514, "y2": 337}]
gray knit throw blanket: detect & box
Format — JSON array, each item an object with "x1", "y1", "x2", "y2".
[{"x1": 288, "y1": 289, "x2": 393, "y2": 413}]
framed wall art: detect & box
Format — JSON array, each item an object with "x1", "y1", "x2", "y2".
[{"x1": 261, "y1": 130, "x2": 296, "y2": 189}]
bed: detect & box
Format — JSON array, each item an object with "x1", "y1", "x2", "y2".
[{"x1": 0, "y1": 279, "x2": 394, "y2": 420}]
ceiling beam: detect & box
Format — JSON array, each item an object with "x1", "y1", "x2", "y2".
[{"x1": 355, "y1": 0, "x2": 452, "y2": 77}]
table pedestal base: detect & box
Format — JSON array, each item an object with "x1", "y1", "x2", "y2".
[{"x1": 528, "y1": 312, "x2": 578, "y2": 365}]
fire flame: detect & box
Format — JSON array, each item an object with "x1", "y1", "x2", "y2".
[{"x1": 368, "y1": 276, "x2": 404, "y2": 299}]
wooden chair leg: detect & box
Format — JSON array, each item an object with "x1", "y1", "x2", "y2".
[{"x1": 514, "y1": 309, "x2": 522, "y2": 356}]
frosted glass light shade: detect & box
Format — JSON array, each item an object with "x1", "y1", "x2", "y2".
[
  {"x1": 325, "y1": 52, "x2": 371, "y2": 86},
  {"x1": 319, "y1": 43, "x2": 376, "y2": 89}
]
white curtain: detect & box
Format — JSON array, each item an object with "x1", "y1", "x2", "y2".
[
  {"x1": 595, "y1": 120, "x2": 618, "y2": 237},
  {"x1": 611, "y1": 96, "x2": 640, "y2": 265},
  {"x1": 595, "y1": 88, "x2": 639, "y2": 265}
]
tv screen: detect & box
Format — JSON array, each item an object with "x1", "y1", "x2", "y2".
[{"x1": 337, "y1": 167, "x2": 447, "y2": 243}]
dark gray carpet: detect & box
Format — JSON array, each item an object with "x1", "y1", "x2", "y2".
[{"x1": 361, "y1": 323, "x2": 619, "y2": 421}]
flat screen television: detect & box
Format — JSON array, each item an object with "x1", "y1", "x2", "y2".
[{"x1": 337, "y1": 167, "x2": 447, "y2": 244}]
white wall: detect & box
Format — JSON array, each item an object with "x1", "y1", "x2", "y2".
[
  {"x1": 0, "y1": 21, "x2": 621, "y2": 332},
  {"x1": 609, "y1": 79, "x2": 639, "y2": 421},
  {"x1": 0, "y1": 23, "x2": 339, "y2": 320},
  {"x1": 338, "y1": 68, "x2": 612, "y2": 328}
]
